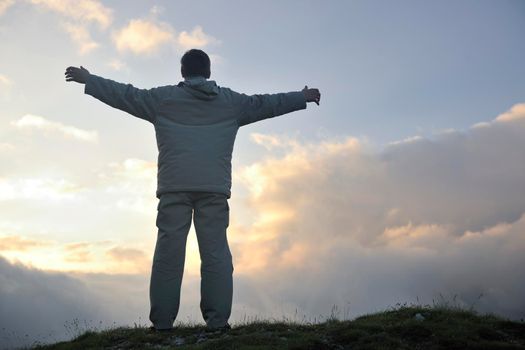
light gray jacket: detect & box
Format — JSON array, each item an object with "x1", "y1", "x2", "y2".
[{"x1": 84, "y1": 75, "x2": 307, "y2": 199}]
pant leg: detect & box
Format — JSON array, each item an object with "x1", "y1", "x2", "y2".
[
  {"x1": 192, "y1": 192, "x2": 234, "y2": 328},
  {"x1": 149, "y1": 192, "x2": 193, "y2": 329}
]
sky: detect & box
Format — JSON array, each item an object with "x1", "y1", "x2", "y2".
[{"x1": 1, "y1": 0, "x2": 525, "y2": 347}]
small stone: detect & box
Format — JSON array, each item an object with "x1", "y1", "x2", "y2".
[
  {"x1": 414, "y1": 313, "x2": 425, "y2": 321},
  {"x1": 196, "y1": 335, "x2": 207, "y2": 343},
  {"x1": 171, "y1": 337, "x2": 185, "y2": 346}
]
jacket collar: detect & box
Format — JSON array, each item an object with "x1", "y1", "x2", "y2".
[{"x1": 184, "y1": 76, "x2": 207, "y2": 83}]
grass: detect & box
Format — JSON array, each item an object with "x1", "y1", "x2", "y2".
[{"x1": 28, "y1": 298, "x2": 525, "y2": 350}]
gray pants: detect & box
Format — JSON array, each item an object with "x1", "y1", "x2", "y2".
[{"x1": 149, "y1": 191, "x2": 233, "y2": 329}]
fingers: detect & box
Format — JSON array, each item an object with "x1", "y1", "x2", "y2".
[
  {"x1": 64, "y1": 68, "x2": 78, "y2": 82},
  {"x1": 65, "y1": 73, "x2": 77, "y2": 81},
  {"x1": 64, "y1": 66, "x2": 78, "y2": 81},
  {"x1": 309, "y1": 87, "x2": 320, "y2": 105},
  {"x1": 64, "y1": 66, "x2": 79, "y2": 75}
]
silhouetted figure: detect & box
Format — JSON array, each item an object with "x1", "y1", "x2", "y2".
[{"x1": 65, "y1": 49, "x2": 321, "y2": 331}]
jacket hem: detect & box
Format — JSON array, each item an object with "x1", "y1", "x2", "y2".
[{"x1": 156, "y1": 186, "x2": 231, "y2": 199}]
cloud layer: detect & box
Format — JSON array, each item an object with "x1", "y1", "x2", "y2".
[
  {"x1": 0, "y1": 0, "x2": 14, "y2": 16},
  {"x1": 17, "y1": 1, "x2": 218, "y2": 56},
  {"x1": 30, "y1": 0, "x2": 113, "y2": 54},
  {"x1": 112, "y1": 19, "x2": 174, "y2": 55},
  {"x1": 0, "y1": 256, "x2": 150, "y2": 349},
  {"x1": 1, "y1": 103, "x2": 524, "y2": 348},
  {"x1": 112, "y1": 19, "x2": 218, "y2": 55},
  {"x1": 11, "y1": 114, "x2": 99, "y2": 142},
  {"x1": 30, "y1": 0, "x2": 113, "y2": 28},
  {"x1": 229, "y1": 102, "x2": 525, "y2": 320}
]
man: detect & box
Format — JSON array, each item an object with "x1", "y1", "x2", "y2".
[{"x1": 65, "y1": 49, "x2": 321, "y2": 332}]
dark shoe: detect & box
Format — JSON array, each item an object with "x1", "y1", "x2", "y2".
[
  {"x1": 205, "y1": 323, "x2": 231, "y2": 333},
  {"x1": 148, "y1": 325, "x2": 175, "y2": 333}
]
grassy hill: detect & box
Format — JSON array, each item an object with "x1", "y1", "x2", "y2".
[{"x1": 32, "y1": 305, "x2": 525, "y2": 350}]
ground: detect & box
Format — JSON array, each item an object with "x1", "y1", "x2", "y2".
[{"x1": 30, "y1": 305, "x2": 525, "y2": 349}]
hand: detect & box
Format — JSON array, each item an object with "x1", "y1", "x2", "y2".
[
  {"x1": 65, "y1": 66, "x2": 90, "y2": 84},
  {"x1": 302, "y1": 85, "x2": 321, "y2": 105}
]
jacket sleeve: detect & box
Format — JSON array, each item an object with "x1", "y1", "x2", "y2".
[
  {"x1": 234, "y1": 91, "x2": 307, "y2": 127},
  {"x1": 84, "y1": 74, "x2": 172, "y2": 123}
]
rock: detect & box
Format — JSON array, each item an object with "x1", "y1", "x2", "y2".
[
  {"x1": 170, "y1": 336, "x2": 185, "y2": 346},
  {"x1": 414, "y1": 313, "x2": 425, "y2": 321},
  {"x1": 196, "y1": 335, "x2": 208, "y2": 343}
]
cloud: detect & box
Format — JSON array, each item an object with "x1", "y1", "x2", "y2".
[
  {"x1": 30, "y1": 0, "x2": 112, "y2": 28},
  {"x1": 0, "y1": 142, "x2": 14, "y2": 152},
  {"x1": 11, "y1": 114, "x2": 99, "y2": 142},
  {"x1": 249, "y1": 132, "x2": 298, "y2": 151},
  {"x1": 61, "y1": 242, "x2": 148, "y2": 269},
  {"x1": 63, "y1": 242, "x2": 93, "y2": 263},
  {"x1": 0, "y1": 256, "x2": 151, "y2": 349},
  {"x1": 106, "y1": 246, "x2": 149, "y2": 273},
  {"x1": 387, "y1": 135, "x2": 423, "y2": 146},
  {"x1": 29, "y1": 2, "x2": 218, "y2": 56},
  {"x1": 0, "y1": 235, "x2": 51, "y2": 252},
  {"x1": 112, "y1": 19, "x2": 174, "y2": 55},
  {"x1": 177, "y1": 25, "x2": 219, "y2": 49},
  {"x1": 102, "y1": 158, "x2": 157, "y2": 214},
  {"x1": 2, "y1": 102, "x2": 525, "y2": 349},
  {"x1": 0, "y1": 73, "x2": 11, "y2": 86},
  {"x1": 112, "y1": 18, "x2": 219, "y2": 56},
  {"x1": 107, "y1": 246, "x2": 147, "y2": 262},
  {"x1": 107, "y1": 58, "x2": 127, "y2": 71},
  {"x1": 228, "y1": 102, "x2": 525, "y2": 320},
  {"x1": 61, "y1": 22, "x2": 99, "y2": 54},
  {"x1": 0, "y1": 234, "x2": 150, "y2": 274},
  {"x1": 495, "y1": 103, "x2": 525, "y2": 122},
  {"x1": 0, "y1": 0, "x2": 14, "y2": 16},
  {"x1": 30, "y1": 0, "x2": 113, "y2": 55},
  {"x1": 108, "y1": 158, "x2": 157, "y2": 180},
  {"x1": 0, "y1": 177, "x2": 84, "y2": 201}
]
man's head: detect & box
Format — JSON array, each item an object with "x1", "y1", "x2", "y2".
[{"x1": 180, "y1": 49, "x2": 211, "y2": 79}]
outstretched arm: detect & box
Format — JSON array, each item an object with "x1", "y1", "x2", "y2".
[
  {"x1": 235, "y1": 85, "x2": 321, "y2": 127},
  {"x1": 65, "y1": 66, "x2": 171, "y2": 123}
]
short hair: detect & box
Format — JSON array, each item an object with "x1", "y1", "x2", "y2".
[{"x1": 180, "y1": 49, "x2": 211, "y2": 79}]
